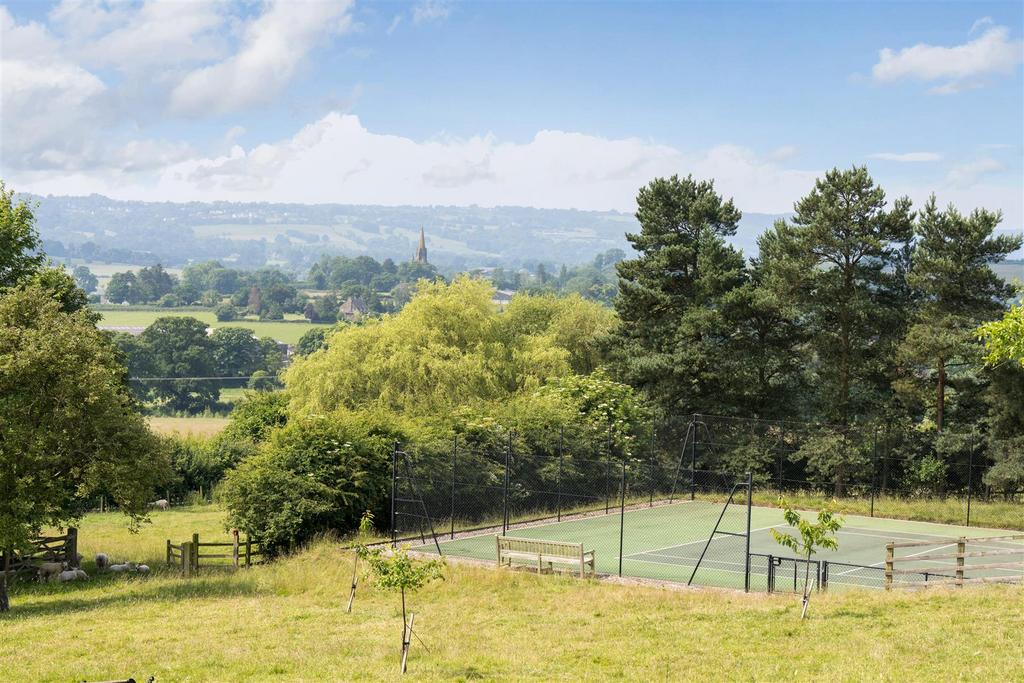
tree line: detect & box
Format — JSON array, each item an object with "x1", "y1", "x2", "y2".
[{"x1": 608, "y1": 167, "x2": 1022, "y2": 440}]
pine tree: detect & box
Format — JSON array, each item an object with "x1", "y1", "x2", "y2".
[
  {"x1": 610, "y1": 175, "x2": 745, "y2": 415},
  {"x1": 897, "y1": 197, "x2": 1021, "y2": 430},
  {"x1": 772, "y1": 167, "x2": 914, "y2": 425}
]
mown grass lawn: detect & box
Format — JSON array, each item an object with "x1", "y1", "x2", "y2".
[{"x1": 2, "y1": 507, "x2": 1021, "y2": 681}]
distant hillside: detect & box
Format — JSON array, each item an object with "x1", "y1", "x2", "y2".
[{"x1": 25, "y1": 193, "x2": 787, "y2": 270}]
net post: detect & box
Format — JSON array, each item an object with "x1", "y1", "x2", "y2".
[
  {"x1": 744, "y1": 471, "x2": 753, "y2": 593},
  {"x1": 618, "y1": 459, "x2": 626, "y2": 577}
]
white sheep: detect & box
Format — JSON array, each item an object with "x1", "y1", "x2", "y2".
[
  {"x1": 58, "y1": 569, "x2": 89, "y2": 582},
  {"x1": 37, "y1": 561, "x2": 66, "y2": 582},
  {"x1": 95, "y1": 553, "x2": 109, "y2": 570},
  {"x1": 107, "y1": 562, "x2": 134, "y2": 573},
  {"x1": 136, "y1": 564, "x2": 150, "y2": 575},
  {"x1": 149, "y1": 499, "x2": 170, "y2": 511}
]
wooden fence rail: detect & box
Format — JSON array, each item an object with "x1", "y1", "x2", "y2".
[
  {"x1": 166, "y1": 530, "x2": 262, "y2": 576},
  {"x1": 1, "y1": 528, "x2": 79, "y2": 577},
  {"x1": 885, "y1": 534, "x2": 1024, "y2": 590}
]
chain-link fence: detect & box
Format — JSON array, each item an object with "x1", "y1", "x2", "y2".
[
  {"x1": 389, "y1": 414, "x2": 1023, "y2": 592},
  {"x1": 690, "y1": 414, "x2": 1022, "y2": 529}
]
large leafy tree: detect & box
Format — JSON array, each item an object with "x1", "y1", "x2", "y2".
[
  {"x1": 772, "y1": 167, "x2": 914, "y2": 424},
  {"x1": 0, "y1": 285, "x2": 170, "y2": 611},
  {"x1": 285, "y1": 277, "x2": 613, "y2": 415},
  {"x1": 718, "y1": 228, "x2": 809, "y2": 419},
  {"x1": 0, "y1": 183, "x2": 44, "y2": 291},
  {"x1": 138, "y1": 316, "x2": 219, "y2": 412},
  {"x1": 897, "y1": 197, "x2": 1021, "y2": 430},
  {"x1": 610, "y1": 174, "x2": 745, "y2": 415}
]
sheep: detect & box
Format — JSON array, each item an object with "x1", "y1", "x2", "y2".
[
  {"x1": 148, "y1": 499, "x2": 170, "y2": 511},
  {"x1": 37, "y1": 561, "x2": 66, "y2": 582},
  {"x1": 95, "y1": 553, "x2": 109, "y2": 570},
  {"x1": 108, "y1": 562, "x2": 137, "y2": 573},
  {"x1": 57, "y1": 569, "x2": 89, "y2": 582},
  {"x1": 136, "y1": 564, "x2": 150, "y2": 575}
]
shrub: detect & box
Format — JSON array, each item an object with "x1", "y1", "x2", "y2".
[
  {"x1": 214, "y1": 303, "x2": 237, "y2": 322},
  {"x1": 223, "y1": 391, "x2": 289, "y2": 442},
  {"x1": 164, "y1": 433, "x2": 257, "y2": 501},
  {"x1": 220, "y1": 414, "x2": 394, "y2": 550}
]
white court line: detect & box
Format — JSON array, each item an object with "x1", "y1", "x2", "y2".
[
  {"x1": 623, "y1": 524, "x2": 779, "y2": 558},
  {"x1": 837, "y1": 527, "x2": 1024, "y2": 549}
]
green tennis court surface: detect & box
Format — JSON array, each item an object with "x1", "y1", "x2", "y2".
[{"x1": 409, "y1": 500, "x2": 1024, "y2": 591}]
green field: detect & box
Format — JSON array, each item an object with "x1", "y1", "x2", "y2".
[
  {"x1": 148, "y1": 416, "x2": 230, "y2": 438},
  {"x1": 2, "y1": 506, "x2": 1021, "y2": 681},
  {"x1": 95, "y1": 308, "x2": 330, "y2": 344},
  {"x1": 414, "y1": 502, "x2": 1024, "y2": 591}
]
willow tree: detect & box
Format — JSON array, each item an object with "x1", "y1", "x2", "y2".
[{"x1": 284, "y1": 277, "x2": 614, "y2": 416}]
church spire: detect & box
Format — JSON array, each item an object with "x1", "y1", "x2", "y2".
[{"x1": 414, "y1": 227, "x2": 428, "y2": 264}]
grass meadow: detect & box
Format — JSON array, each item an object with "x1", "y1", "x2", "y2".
[
  {"x1": 1, "y1": 507, "x2": 1021, "y2": 681},
  {"x1": 148, "y1": 416, "x2": 230, "y2": 438},
  {"x1": 95, "y1": 308, "x2": 330, "y2": 344}
]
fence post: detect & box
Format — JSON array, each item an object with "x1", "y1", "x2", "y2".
[
  {"x1": 618, "y1": 460, "x2": 626, "y2": 577},
  {"x1": 956, "y1": 537, "x2": 966, "y2": 587},
  {"x1": 66, "y1": 528, "x2": 78, "y2": 568},
  {"x1": 166, "y1": 539, "x2": 171, "y2": 567},
  {"x1": 556, "y1": 427, "x2": 564, "y2": 522},
  {"x1": 777, "y1": 421, "x2": 784, "y2": 492},
  {"x1": 502, "y1": 432, "x2": 511, "y2": 535},
  {"x1": 390, "y1": 442, "x2": 399, "y2": 547},
  {"x1": 245, "y1": 536, "x2": 252, "y2": 568},
  {"x1": 450, "y1": 435, "x2": 458, "y2": 540},
  {"x1": 870, "y1": 427, "x2": 878, "y2": 518},
  {"x1": 182, "y1": 541, "x2": 192, "y2": 578},
  {"x1": 690, "y1": 414, "x2": 699, "y2": 501},
  {"x1": 232, "y1": 529, "x2": 240, "y2": 569},
  {"x1": 604, "y1": 427, "x2": 611, "y2": 515},
  {"x1": 744, "y1": 471, "x2": 753, "y2": 593},
  {"x1": 192, "y1": 532, "x2": 199, "y2": 572},
  {"x1": 649, "y1": 422, "x2": 656, "y2": 507},
  {"x1": 884, "y1": 542, "x2": 894, "y2": 591},
  {"x1": 966, "y1": 432, "x2": 975, "y2": 528}
]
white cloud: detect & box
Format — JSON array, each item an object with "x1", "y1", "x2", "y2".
[
  {"x1": 412, "y1": 0, "x2": 452, "y2": 24},
  {"x1": 49, "y1": 0, "x2": 229, "y2": 71},
  {"x1": 872, "y1": 24, "x2": 1023, "y2": 94},
  {"x1": 80, "y1": 113, "x2": 814, "y2": 215},
  {"x1": 945, "y1": 158, "x2": 1005, "y2": 188},
  {"x1": 768, "y1": 145, "x2": 799, "y2": 161},
  {"x1": 387, "y1": 14, "x2": 403, "y2": 35},
  {"x1": 169, "y1": 0, "x2": 354, "y2": 116},
  {"x1": 868, "y1": 152, "x2": 942, "y2": 162}
]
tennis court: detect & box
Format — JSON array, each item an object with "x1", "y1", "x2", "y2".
[{"x1": 410, "y1": 499, "x2": 1024, "y2": 591}]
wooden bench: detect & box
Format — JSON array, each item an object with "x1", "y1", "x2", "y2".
[{"x1": 496, "y1": 536, "x2": 596, "y2": 578}]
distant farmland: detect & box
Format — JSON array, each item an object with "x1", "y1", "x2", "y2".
[{"x1": 96, "y1": 308, "x2": 330, "y2": 345}]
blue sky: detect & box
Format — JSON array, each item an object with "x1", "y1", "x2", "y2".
[{"x1": 1, "y1": 0, "x2": 1021, "y2": 231}]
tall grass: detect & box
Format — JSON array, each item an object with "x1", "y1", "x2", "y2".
[{"x1": 3, "y1": 508, "x2": 1020, "y2": 681}]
